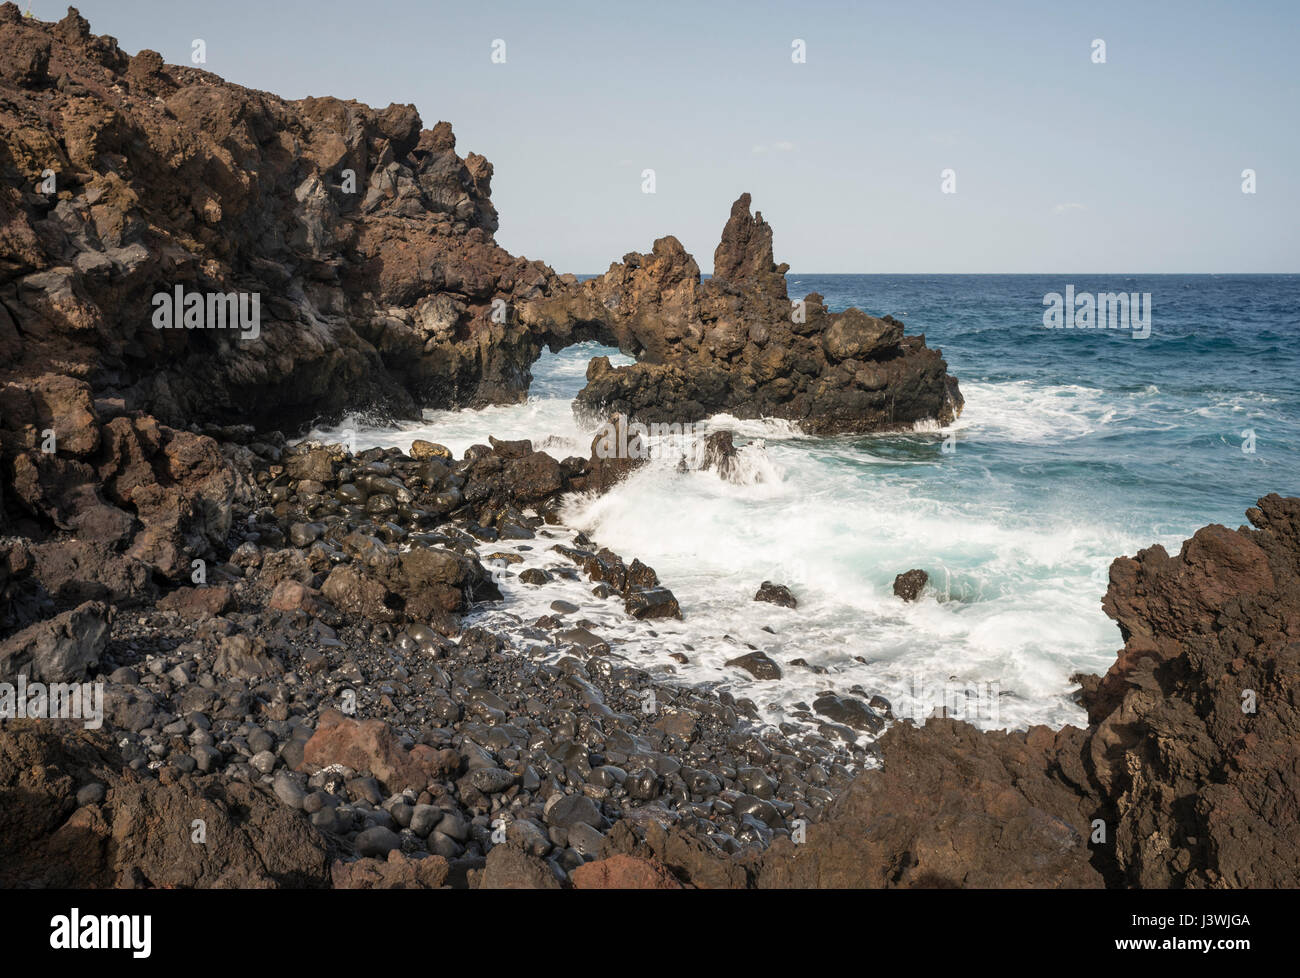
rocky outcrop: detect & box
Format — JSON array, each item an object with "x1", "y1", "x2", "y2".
[
  {"x1": 0, "y1": 5, "x2": 571, "y2": 434},
  {"x1": 1, "y1": 8, "x2": 962, "y2": 574},
  {"x1": 3, "y1": 7, "x2": 1293, "y2": 894},
  {"x1": 1086, "y1": 493, "x2": 1300, "y2": 887},
  {"x1": 0, "y1": 368, "x2": 242, "y2": 610},
  {"x1": 521, "y1": 193, "x2": 963, "y2": 434}
]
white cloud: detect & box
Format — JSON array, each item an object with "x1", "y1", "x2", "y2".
[{"x1": 1053, "y1": 202, "x2": 1086, "y2": 214}]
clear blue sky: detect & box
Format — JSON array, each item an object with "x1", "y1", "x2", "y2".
[{"x1": 42, "y1": 0, "x2": 1300, "y2": 274}]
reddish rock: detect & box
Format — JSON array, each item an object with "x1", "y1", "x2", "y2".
[
  {"x1": 299, "y1": 710, "x2": 436, "y2": 793},
  {"x1": 570, "y1": 854, "x2": 684, "y2": 889},
  {"x1": 157, "y1": 585, "x2": 232, "y2": 619},
  {"x1": 332, "y1": 850, "x2": 449, "y2": 889},
  {"x1": 268, "y1": 580, "x2": 335, "y2": 620}
]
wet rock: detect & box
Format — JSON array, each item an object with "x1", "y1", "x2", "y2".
[
  {"x1": 468, "y1": 767, "x2": 515, "y2": 793},
  {"x1": 725, "y1": 650, "x2": 782, "y2": 681},
  {"x1": 546, "y1": 794, "x2": 604, "y2": 830},
  {"x1": 410, "y1": 441, "x2": 453, "y2": 462},
  {"x1": 625, "y1": 587, "x2": 682, "y2": 620},
  {"x1": 754, "y1": 581, "x2": 797, "y2": 608},
  {"x1": 892, "y1": 569, "x2": 928, "y2": 602},
  {"x1": 556, "y1": 627, "x2": 610, "y2": 656},
  {"x1": 812, "y1": 694, "x2": 885, "y2": 734}
]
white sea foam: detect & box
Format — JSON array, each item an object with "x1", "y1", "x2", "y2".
[{"x1": 316, "y1": 368, "x2": 1191, "y2": 740}]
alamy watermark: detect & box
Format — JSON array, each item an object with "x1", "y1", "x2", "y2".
[
  {"x1": 151, "y1": 285, "x2": 261, "y2": 340},
  {"x1": 50, "y1": 908, "x2": 150, "y2": 958},
  {"x1": 593, "y1": 415, "x2": 707, "y2": 465},
  {"x1": 908, "y1": 671, "x2": 1000, "y2": 725},
  {"x1": 1043, "y1": 286, "x2": 1151, "y2": 339},
  {"x1": 0, "y1": 677, "x2": 103, "y2": 729}
]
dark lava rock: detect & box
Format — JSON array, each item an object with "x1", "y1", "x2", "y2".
[
  {"x1": 0, "y1": 601, "x2": 109, "y2": 682},
  {"x1": 625, "y1": 586, "x2": 682, "y2": 620},
  {"x1": 754, "y1": 581, "x2": 797, "y2": 608},
  {"x1": 892, "y1": 569, "x2": 928, "y2": 602},
  {"x1": 812, "y1": 694, "x2": 885, "y2": 734},
  {"x1": 725, "y1": 650, "x2": 783, "y2": 681},
  {"x1": 547, "y1": 794, "x2": 604, "y2": 830},
  {"x1": 478, "y1": 844, "x2": 562, "y2": 889},
  {"x1": 355, "y1": 826, "x2": 403, "y2": 858},
  {"x1": 555, "y1": 627, "x2": 610, "y2": 655}
]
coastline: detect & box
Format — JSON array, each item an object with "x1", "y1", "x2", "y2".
[{"x1": 0, "y1": 6, "x2": 1296, "y2": 891}]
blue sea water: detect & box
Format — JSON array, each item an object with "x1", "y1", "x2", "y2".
[
  {"x1": 322, "y1": 274, "x2": 1300, "y2": 736},
  {"x1": 801, "y1": 274, "x2": 1300, "y2": 535}
]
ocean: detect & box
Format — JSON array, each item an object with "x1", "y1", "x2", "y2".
[{"x1": 310, "y1": 274, "x2": 1300, "y2": 738}]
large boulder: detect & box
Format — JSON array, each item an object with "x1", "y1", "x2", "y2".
[
  {"x1": 298, "y1": 710, "x2": 446, "y2": 794},
  {"x1": 0, "y1": 600, "x2": 108, "y2": 681}
]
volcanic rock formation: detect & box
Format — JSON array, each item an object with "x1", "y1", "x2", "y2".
[
  {"x1": 0, "y1": 6, "x2": 960, "y2": 440},
  {"x1": 523, "y1": 194, "x2": 964, "y2": 434}
]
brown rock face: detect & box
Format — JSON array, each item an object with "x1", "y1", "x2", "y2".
[
  {"x1": 1086, "y1": 493, "x2": 1300, "y2": 887},
  {"x1": 0, "y1": 7, "x2": 569, "y2": 433},
  {"x1": 570, "y1": 854, "x2": 684, "y2": 889},
  {"x1": 332, "y1": 850, "x2": 450, "y2": 889},
  {"x1": 0, "y1": 721, "x2": 331, "y2": 888},
  {"x1": 755, "y1": 719, "x2": 1104, "y2": 888},
  {"x1": 712, "y1": 193, "x2": 788, "y2": 295}
]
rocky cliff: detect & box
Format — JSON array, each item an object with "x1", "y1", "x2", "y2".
[
  {"x1": 0, "y1": 4, "x2": 570, "y2": 434},
  {"x1": 1, "y1": 6, "x2": 960, "y2": 442}
]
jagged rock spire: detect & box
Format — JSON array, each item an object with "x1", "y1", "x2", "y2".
[{"x1": 712, "y1": 193, "x2": 789, "y2": 297}]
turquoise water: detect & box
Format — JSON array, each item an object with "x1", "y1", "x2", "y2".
[{"x1": 320, "y1": 274, "x2": 1300, "y2": 735}]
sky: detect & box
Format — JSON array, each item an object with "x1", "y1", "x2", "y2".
[{"x1": 39, "y1": 0, "x2": 1300, "y2": 274}]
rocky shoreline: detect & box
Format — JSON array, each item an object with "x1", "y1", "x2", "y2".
[
  {"x1": 2, "y1": 425, "x2": 883, "y2": 888},
  {"x1": 2, "y1": 8, "x2": 1297, "y2": 890}
]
